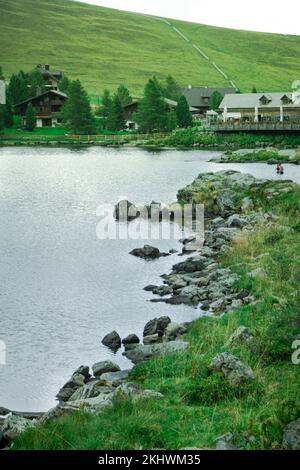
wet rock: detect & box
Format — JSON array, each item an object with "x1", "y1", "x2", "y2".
[
  {"x1": 209, "y1": 352, "x2": 255, "y2": 387},
  {"x1": 101, "y1": 330, "x2": 121, "y2": 351},
  {"x1": 227, "y1": 326, "x2": 253, "y2": 346},
  {"x1": 73, "y1": 365, "x2": 91, "y2": 381},
  {"x1": 92, "y1": 361, "x2": 120, "y2": 377},
  {"x1": 152, "y1": 285, "x2": 173, "y2": 296},
  {"x1": 122, "y1": 334, "x2": 140, "y2": 345},
  {"x1": 143, "y1": 316, "x2": 171, "y2": 337},
  {"x1": 282, "y1": 418, "x2": 300, "y2": 450},
  {"x1": 130, "y1": 245, "x2": 169, "y2": 260},
  {"x1": 143, "y1": 284, "x2": 158, "y2": 292},
  {"x1": 124, "y1": 340, "x2": 189, "y2": 364},
  {"x1": 173, "y1": 256, "x2": 210, "y2": 273}
]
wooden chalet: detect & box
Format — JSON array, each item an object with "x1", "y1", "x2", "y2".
[{"x1": 16, "y1": 89, "x2": 68, "y2": 128}]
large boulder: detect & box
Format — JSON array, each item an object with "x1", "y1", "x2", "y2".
[
  {"x1": 130, "y1": 245, "x2": 169, "y2": 260},
  {"x1": 101, "y1": 330, "x2": 121, "y2": 351},
  {"x1": 92, "y1": 360, "x2": 120, "y2": 377},
  {"x1": 143, "y1": 316, "x2": 171, "y2": 337},
  {"x1": 208, "y1": 352, "x2": 255, "y2": 387},
  {"x1": 123, "y1": 340, "x2": 189, "y2": 364},
  {"x1": 282, "y1": 418, "x2": 300, "y2": 450},
  {"x1": 172, "y1": 256, "x2": 209, "y2": 273}
]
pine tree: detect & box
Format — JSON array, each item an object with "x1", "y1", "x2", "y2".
[
  {"x1": 62, "y1": 80, "x2": 96, "y2": 134},
  {"x1": 0, "y1": 66, "x2": 4, "y2": 80},
  {"x1": 25, "y1": 103, "x2": 36, "y2": 131},
  {"x1": 106, "y1": 94, "x2": 126, "y2": 132},
  {"x1": 209, "y1": 91, "x2": 223, "y2": 111},
  {"x1": 26, "y1": 69, "x2": 45, "y2": 97},
  {"x1": 176, "y1": 95, "x2": 193, "y2": 128},
  {"x1": 252, "y1": 86, "x2": 258, "y2": 93},
  {"x1": 7, "y1": 73, "x2": 28, "y2": 105},
  {"x1": 3, "y1": 100, "x2": 14, "y2": 128},
  {"x1": 116, "y1": 85, "x2": 132, "y2": 107},
  {"x1": 164, "y1": 75, "x2": 179, "y2": 101},
  {"x1": 135, "y1": 77, "x2": 169, "y2": 133}
]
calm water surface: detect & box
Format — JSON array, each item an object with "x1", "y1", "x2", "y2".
[{"x1": 0, "y1": 146, "x2": 299, "y2": 411}]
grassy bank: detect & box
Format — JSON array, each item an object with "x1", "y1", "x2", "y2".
[{"x1": 12, "y1": 177, "x2": 300, "y2": 450}]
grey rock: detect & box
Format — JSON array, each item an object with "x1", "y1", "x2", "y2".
[
  {"x1": 116, "y1": 383, "x2": 164, "y2": 401},
  {"x1": 101, "y1": 330, "x2": 121, "y2": 350},
  {"x1": 163, "y1": 322, "x2": 187, "y2": 341},
  {"x1": 282, "y1": 418, "x2": 300, "y2": 450},
  {"x1": 92, "y1": 360, "x2": 120, "y2": 377},
  {"x1": 215, "y1": 433, "x2": 239, "y2": 450},
  {"x1": 210, "y1": 217, "x2": 225, "y2": 228},
  {"x1": 143, "y1": 334, "x2": 162, "y2": 345},
  {"x1": 69, "y1": 382, "x2": 115, "y2": 401},
  {"x1": 143, "y1": 316, "x2": 171, "y2": 337},
  {"x1": 73, "y1": 365, "x2": 91, "y2": 381},
  {"x1": 130, "y1": 245, "x2": 169, "y2": 260},
  {"x1": 124, "y1": 340, "x2": 189, "y2": 364},
  {"x1": 56, "y1": 373, "x2": 86, "y2": 402},
  {"x1": 209, "y1": 352, "x2": 255, "y2": 387},
  {"x1": 2, "y1": 415, "x2": 36, "y2": 442},
  {"x1": 241, "y1": 197, "x2": 254, "y2": 212},
  {"x1": 173, "y1": 256, "x2": 209, "y2": 273},
  {"x1": 227, "y1": 326, "x2": 253, "y2": 346},
  {"x1": 99, "y1": 370, "x2": 130, "y2": 387},
  {"x1": 122, "y1": 334, "x2": 140, "y2": 345},
  {"x1": 114, "y1": 199, "x2": 139, "y2": 221},
  {"x1": 210, "y1": 297, "x2": 227, "y2": 313},
  {"x1": 226, "y1": 214, "x2": 248, "y2": 228},
  {"x1": 152, "y1": 285, "x2": 173, "y2": 296},
  {"x1": 143, "y1": 284, "x2": 158, "y2": 292}
]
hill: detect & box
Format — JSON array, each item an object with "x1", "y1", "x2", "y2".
[{"x1": 1, "y1": 0, "x2": 300, "y2": 96}]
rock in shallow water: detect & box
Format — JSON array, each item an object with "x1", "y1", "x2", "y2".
[
  {"x1": 143, "y1": 316, "x2": 171, "y2": 337},
  {"x1": 130, "y1": 245, "x2": 169, "y2": 260},
  {"x1": 101, "y1": 330, "x2": 121, "y2": 351}
]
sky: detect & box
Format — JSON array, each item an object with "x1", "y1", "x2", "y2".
[{"x1": 76, "y1": 0, "x2": 300, "y2": 35}]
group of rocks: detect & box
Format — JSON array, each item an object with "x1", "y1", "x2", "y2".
[{"x1": 100, "y1": 317, "x2": 189, "y2": 365}]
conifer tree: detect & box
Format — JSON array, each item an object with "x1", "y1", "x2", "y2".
[
  {"x1": 25, "y1": 103, "x2": 36, "y2": 131},
  {"x1": 116, "y1": 85, "x2": 132, "y2": 107},
  {"x1": 176, "y1": 95, "x2": 193, "y2": 128},
  {"x1": 106, "y1": 94, "x2": 126, "y2": 132},
  {"x1": 135, "y1": 77, "x2": 168, "y2": 133},
  {"x1": 62, "y1": 80, "x2": 96, "y2": 134}
]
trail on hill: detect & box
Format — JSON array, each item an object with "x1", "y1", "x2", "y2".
[{"x1": 155, "y1": 17, "x2": 238, "y2": 90}]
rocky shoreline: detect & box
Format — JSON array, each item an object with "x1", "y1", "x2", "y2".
[{"x1": 1, "y1": 169, "x2": 299, "y2": 450}]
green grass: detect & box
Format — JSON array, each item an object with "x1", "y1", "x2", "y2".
[
  {"x1": 2, "y1": 127, "x2": 70, "y2": 137},
  {"x1": 13, "y1": 182, "x2": 300, "y2": 450},
  {"x1": 1, "y1": 0, "x2": 300, "y2": 96}
]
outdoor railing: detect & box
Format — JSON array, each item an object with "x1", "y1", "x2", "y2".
[{"x1": 209, "y1": 123, "x2": 300, "y2": 132}]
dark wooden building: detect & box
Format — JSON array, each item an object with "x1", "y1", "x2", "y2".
[
  {"x1": 16, "y1": 89, "x2": 68, "y2": 128},
  {"x1": 36, "y1": 64, "x2": 63, "y2": 90},
  {"x1": 179, "y1": 86, "x2": 236, "y2": 114}
]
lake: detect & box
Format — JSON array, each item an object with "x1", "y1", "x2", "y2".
[{"x1": 0, "y1": 146, "x2": 299, "y2": 411}]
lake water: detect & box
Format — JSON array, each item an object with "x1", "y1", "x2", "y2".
[{"x1": 0, "y1": 146, "x2": 299, "y2": 412}]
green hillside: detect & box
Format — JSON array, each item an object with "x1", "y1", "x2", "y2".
[{"x1": 1, "y1": 0, "x2": 300, "y2": 96}]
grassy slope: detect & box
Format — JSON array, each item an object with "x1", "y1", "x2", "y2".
[
  {"x1": 1, "y1": 0, "x2": 300, "y2": 96},
  {"x1": 13, "y1": 181, "x2": 300, "y2": 450}
]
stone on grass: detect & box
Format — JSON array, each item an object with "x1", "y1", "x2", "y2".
[
  {"x1": 282, "y1": 418, "x2": 300, "y2": 450},
  {"x1": 208, "y1": 352, "x2": 255, "y2": 387}
]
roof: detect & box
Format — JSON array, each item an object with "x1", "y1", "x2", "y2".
[
  {"x1": 220, "y1": 92, "x2": 300, "y2": 109},
  {"x1": 180, "y1": 87, "x2": 236, "y2": 107},
  {"x1": 123, "y1": 98, "x2": 198, "y2": 113},
  {"x1": 15, "y1": 89, "x2": 68, "y2": 107}
]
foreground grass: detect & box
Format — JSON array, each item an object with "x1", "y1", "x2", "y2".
[
  {"x1": 1, "y1": 0, "x2": 300, "y2": 94},
  {"x1": 13, "y1": 184, "x2": 300, "y2": 450}
]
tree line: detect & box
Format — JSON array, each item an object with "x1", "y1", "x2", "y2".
[{"x1": 0, "y1": 63, "x2": 227, "y2": 135}]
